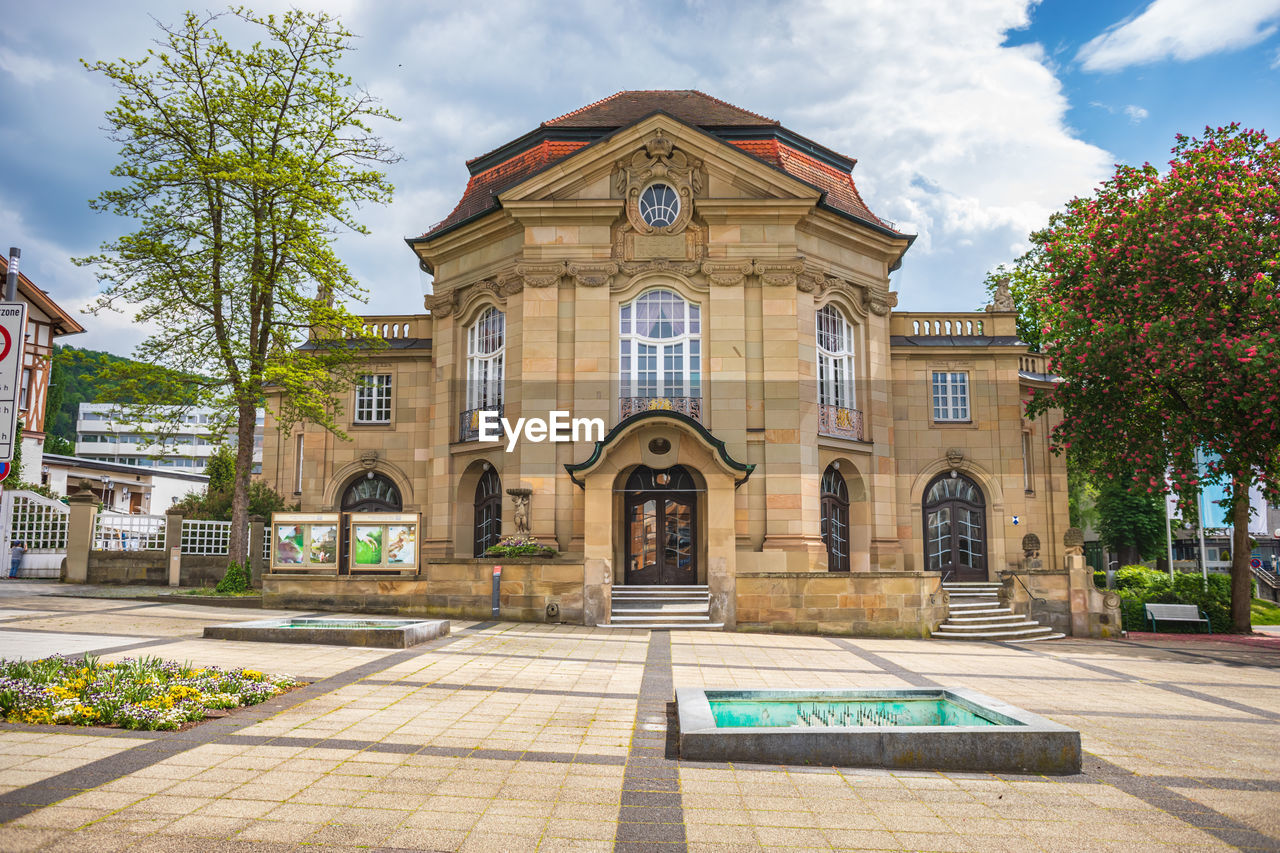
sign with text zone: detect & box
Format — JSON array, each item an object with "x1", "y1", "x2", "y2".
[{"x1": 0, "y1": 303, "x2": 26, "y2": 463}]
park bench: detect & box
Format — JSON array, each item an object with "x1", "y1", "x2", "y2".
[{"x1": 1144, "y1": 603, "x2": 1212, "y2": 634}]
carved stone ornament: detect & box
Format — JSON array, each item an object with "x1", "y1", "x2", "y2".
[
  {"x1": 986, "y1": 277, "x2": 1015, "y2": 312},
  {"x1": 700, "y1": 260, "x2": 753, "y2": 287},
  {"x1": 945, "y1": 448, "x2": 964, "y2": 469},
  {"x1": 1064, "y1": 527, "x2": 1085, "y2": 556},
  {"x1": 515, "y1": 261, "x2": 567, "y2": 288},
  {"x1": 1021, "y1": 532, "x2": 1041, "y2": 559},
  {"x1": 424, "y1": 292, "x2": 454, "y2": 317},
  {"x1": 507, "y1": 487, "x2": 532, "y2": 535},
  {"x1": 618, "y1": 259, "x2": 700, "y2": 277},
  {"x1": 615, "y1": 130, "x2": 704, "y2": 235},
  {"x1": 863, "y1": 289, "x2": 897, "y2": 316},
  {"x1": 567, "y1": 261, "x2": 619, "y2": 288},
  {"x1": 359, "y1": 450, "x2": 379, "y2": 470},
  {"x1": 753, "y1": 259, "x2": 806, "y2": 287}
]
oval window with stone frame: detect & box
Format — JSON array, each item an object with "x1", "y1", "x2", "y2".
[{"x1": 638, "y1": 183, "x2": 680, "y2": 228}]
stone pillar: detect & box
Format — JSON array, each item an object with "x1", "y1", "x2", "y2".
[
  {"x1": 164, "y1": 510, "x2": 184, "y2": 586},
  {"x1": 581, "y1": 472, "x2": 613, "y2": 626},
  {"x1": 248, "y1": 515, "x2": 265, "y2": 588},
  {"x1": 64, "y1": 492, "x2": 99, "y2": 584}
]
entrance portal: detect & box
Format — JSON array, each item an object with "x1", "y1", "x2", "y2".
[{"x1": 624, "y1": 465, "x2": 697, "y2": 585}]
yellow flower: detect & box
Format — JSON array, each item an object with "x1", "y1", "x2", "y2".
[{"x1": 242, "y1": 670, "x2": 263, "y2": 681}]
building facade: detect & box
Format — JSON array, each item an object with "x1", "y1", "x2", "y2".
[
  {"x1": 261, "y1": 91, "x2": 1071, "y2": 635},
  {"x1": 76, "y1": 403, "x2": 264, "y2": 474}
]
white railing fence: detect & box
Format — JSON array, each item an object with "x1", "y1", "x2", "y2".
[
  {"x1": 1, "y1": 490, "x2": 71, "y2": 579},
  {"x1": 93, "y1": 512, "x2": 167, "y2": 551},
  {"x1": 180, "y1": 519, "x2": 232, "y2": 556}
]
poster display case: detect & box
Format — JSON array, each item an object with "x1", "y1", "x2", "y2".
[
  {"x1": 347, "y1": 512, "x2": 420, "y2": 572},
  {"x1": 269, "y1": 513, "x2": 341, "y2": 574}
]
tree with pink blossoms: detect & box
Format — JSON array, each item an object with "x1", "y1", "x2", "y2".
[{"x1": 1026, "y1": 125, "x2": 1280, "y2": 633}]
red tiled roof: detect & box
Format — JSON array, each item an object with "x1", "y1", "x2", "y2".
[
  {"x1": 417, "y1": 91, "x2": 895, "y2": 241},
  {"x1": 543, "y1": 90, "x2": 778, "y2": 128},
  {"x1": 424, "y1": 139, "x2": 590, "y2": 237},
  {"x1": 729, "y1": 139, "x2": 886, "y2": 228}
]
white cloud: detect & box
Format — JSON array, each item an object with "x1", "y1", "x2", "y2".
[
  {"x1": 1078, "y1": 0, "x2": 1280, "y2": 72},
  {"x1": 1124, "y1": 104, "x2": 1150, "y2": 123},
  {"x1": 0, "y1": 46, "x2": 57, "y2": 84}
]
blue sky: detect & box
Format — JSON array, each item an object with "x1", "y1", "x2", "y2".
[{"x1": 1, "y1": 0, "x2": 1278, "y2": 355}]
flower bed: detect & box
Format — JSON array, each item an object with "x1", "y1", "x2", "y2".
[
  {"x1": 483, "y1": 535, "x2": 557, "y2": 558},
  {"x1": 0, "y1": 654, "x2": 298, "y2": 731}
]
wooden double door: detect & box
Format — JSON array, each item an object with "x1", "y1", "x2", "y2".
[{"x1": 624, "y1": 465, "x2": 698, "y2": 585}]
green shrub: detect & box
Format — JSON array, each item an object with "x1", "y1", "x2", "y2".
[
  {"x1": 482, "y1": 535, "x2": 557, "y2": 559},
  {"x1": 1111, "y1": 565, "x2": 1236, "y2": 632},
  {"x1": 215, "y1": 560, "x2": 252, "y2": 594}
]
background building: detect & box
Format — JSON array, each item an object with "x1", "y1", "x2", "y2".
[
  {"x1": 76, "y1": 403, "x2": 264, "y2": 474},
  {"x1": 41, "y1": 452, "x2": 208, "y2": 512}
]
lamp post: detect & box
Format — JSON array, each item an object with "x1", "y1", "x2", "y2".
[{"x1": 100, "y1": 476, "x2": 111, "y2": 507}]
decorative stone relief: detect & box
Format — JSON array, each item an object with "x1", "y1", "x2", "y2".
[
  {"x1": 618, "y1": 259, "x2": 700, "y2": 277},
  {"x1": 986, "y1": 277, "x2": 1015, "y2": 312},
  {"x1": 1021, "y1": 533, "x2": 1040, "y2": 559},
  {"x1": 863, "y1": 289, "x2": 897, "y2": 316},
  {"x1": 359, "y1": 450, "x2": 379, "y2": 470},
  {"x1": 700, "y1": 260, "x2": 753, "y2": 287},
  {"x1": 424, "y1": 292, "x2": 454, "y2": 317},
  {"x1": 753, "y1": 259, "x2": 805, "y2": 287},
  {"x1": 567, "y1": 261, "x2": 619, "y2": 288},
  {"x1": 1064, "y1": 527, "x2": 1085, "y2": 556},
  {"x1": 615, "y1": 130, "x2": 704, "y2": 236},
  {"x1": 515, "y1": 261, "x2": 567, "y2": 288},
  {"x1": 945, "y1": 448, "x2": 965, "y2": 469},
  {"x1": 507, "y1": 487, "x2": 532, "y2": 534}
]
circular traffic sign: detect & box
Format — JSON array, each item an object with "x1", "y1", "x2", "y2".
[
  {"x1": 1251, "y1": 558, "x2": 1263, "y2": 570},
  {"x1": 0, "y1": 324, "x2": 10, "y2": 363}
]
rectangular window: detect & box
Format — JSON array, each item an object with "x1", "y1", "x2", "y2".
[
  {"x1": 18, "y1": 369, "x2": 31, "y2": 411},
  {"x1": 295, "y1": 434, "x2": 304, "y2": 494},
  {"x1": 1022, "y1": 431, "x2": 1034, "y2": 492},
  {"x1": 354, "y1": 374, "x2": 392, "y2": 424},
  {"x1": 932, "y1": 372, "x2": 970, "y2": 422}
]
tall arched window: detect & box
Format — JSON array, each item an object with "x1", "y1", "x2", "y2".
[
  {"x1": 619, "y1": 289, "x2": 701, "y2": 421},
  {"x1": 463, "y1": 307, "x2": 504, "y2": 440},
  {"x1": 820, "y1": 465, "x2": 850, "y2": 572},
  {"x1": 473, "y1": 469, "x2": 502, "y2": 556},
  {"x1": 923, "y1": 473, "x2": 986, "y2": 581},
  {"x1": 341, "y1": 473, "x2": 402, "y2": 512},
  {"x1": 817, "y1": 304, "x2": 861, "y2": 439}
]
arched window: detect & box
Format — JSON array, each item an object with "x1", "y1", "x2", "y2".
[
  {"x1": 619, "y1": 289, "x2": 701, "y2": 421},
  {"x1": 820, "y1": 465, "x2": 850, "y2": 572},
  {"x1": 341, "y1": 473, "x2": 402, "y2": 512},
  {"x1": 817, "y1": 303, "x2": 856, "y2": 404},
  {"x1": 463, "y1": 307, "x2": 504, "y2": 440},
  {"x1": 923, "y1": 473, "x2": 986, "y2": 581},
  {"x1": 473, "y1": 469, "x2": 502, "y2": 556}
]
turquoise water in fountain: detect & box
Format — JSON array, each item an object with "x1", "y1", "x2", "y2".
[{"x1": 709, "y1": 696, "x2": 1001, "y2": 728}]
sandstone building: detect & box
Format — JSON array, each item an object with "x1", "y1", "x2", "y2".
[{"x1": 260, "y1": 91, "x2": 1076, "y2": 636}]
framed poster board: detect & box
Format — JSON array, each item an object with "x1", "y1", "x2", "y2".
[
  {"x1": 270, "y1": 512, "x2": 341, "y2": 573},
  {"x1": 347, "y1": 512, "x2": 420, "y2": 572}
]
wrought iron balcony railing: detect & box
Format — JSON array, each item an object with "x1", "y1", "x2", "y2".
[
  {"x1": 619, "y1": 396, "x2": 702, "y2": 424},
  {"x1": 459, "y1": 404, "x2": 504, "y2": 442},
  {"x1": 818, "y1": 404, "x2": 865, "y2": 441}
]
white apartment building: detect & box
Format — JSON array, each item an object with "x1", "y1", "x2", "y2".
[{"x1": 75, "y1": 403, "x2": 264, "y2": 474}]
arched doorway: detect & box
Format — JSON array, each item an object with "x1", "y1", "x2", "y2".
[
  {"x1": 473, "y1": 469, "x2": 502, "y2": 557},
  {"x1": 820, "y1": 465, "x2": 850, "y2": 572},
  {"x1": 341, "y1": 473, "x2": 402, "y2": 512},
  {"x1": 624, "y1": 465, "x2": 697, "y2": 585},
  {"x1": 923, "y1": 473, "x2": 987, "y2": 581}
]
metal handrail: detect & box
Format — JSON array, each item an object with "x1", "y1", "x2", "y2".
[{"x1": 1009, "y1": 571, "x2": 1045, "y2": 603}]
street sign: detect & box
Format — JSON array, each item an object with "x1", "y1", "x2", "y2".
[
  {"x1": 0, "y1": 302, "x2": 26, "y2": 463},
  {"x1": 0, "y1": 462, "x2": 9, "y2": 483},
  {"x1": 1251, "y1": 558, "x2": 1263, "y2": 570}
]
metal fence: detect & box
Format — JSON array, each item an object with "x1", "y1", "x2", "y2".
[
  {"x1": 180, "y1": 519, "x2": 232, "y2": 555},
  {"x1": 93, "y1": 512, "x2": 167, "y2": 551}
]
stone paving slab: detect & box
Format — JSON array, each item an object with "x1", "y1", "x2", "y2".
[{"x1": 0, "y1": 585, "x2": 1275, "y2": 851}]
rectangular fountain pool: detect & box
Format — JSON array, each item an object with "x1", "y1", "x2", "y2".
[
  {"x1": 204, "y1": 616, "x2": 449, "y2": 648},
  {"x1": 678, "y1": 688, "x2": 1080, "y2": 774}
]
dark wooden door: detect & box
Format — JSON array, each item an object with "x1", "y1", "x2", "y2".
[
  {"x1": 625, "y1": 492, "x2": 697, "y2": 585},
  {"x1": 923, "y1": 474, "x2": 987, "y2": 581}
]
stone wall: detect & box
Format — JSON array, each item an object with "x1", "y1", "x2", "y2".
[
  {"x1": 86, "y1": 551, "x2": 229, "y2": 587},
  {"x1": 262, "y1": 558, "x2": 585, "y2": 623},
  {"x1": 734, "y1": 571, "x2": 946, "y2": 638},
  {"x1": 1002, "y1": 556, "x2": 1123, "y2": 638}
]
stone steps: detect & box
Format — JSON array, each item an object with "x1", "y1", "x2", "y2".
[
  {"x1": 935, "y1": 583, "x2": 1063, "y2": 642},
  {"x1": 602, "y1": 585, "x2": 718, "y2": 630}
]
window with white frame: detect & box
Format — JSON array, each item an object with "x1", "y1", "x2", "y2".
[
  {"x1": 816, "y1": 305, "x2": 855, "y2": 410},
  {"x1": 1022, "y1": 430, "x2": 1034, "y2": 492},
  {"x1": 354, "y1": 374, "x2": 392, "y2": 423},
  {"x1": 466, "y1": 307, "x2": 505, "y2": 412},
  {"x1": 619, "y1": 289, "x2": 701, "y2": 400},
  {"x1": 932, "y1": 371, "x2": 970, "y2": 422}
]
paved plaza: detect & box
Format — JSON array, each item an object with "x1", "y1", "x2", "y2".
[{"x1": 0, "y1": 582, "x2": 1275, "y2": 852}]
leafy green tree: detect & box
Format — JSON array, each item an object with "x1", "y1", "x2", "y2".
[
  {"x1": 1094, "y1": 480, "x2": 1166, "y2": 566},
  {"x1": 77, "y1": 8, "x2": 397, "y2": 562},
  {"x1": 1026, "y1": 125, "x2": 1280, "y2": 633}
]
